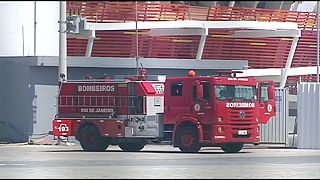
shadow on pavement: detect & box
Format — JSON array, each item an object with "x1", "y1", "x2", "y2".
[{"x1": 43, "y1": 148, "x2": 250, "y2": 154}]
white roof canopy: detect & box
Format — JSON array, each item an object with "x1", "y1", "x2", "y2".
[
  {"x1": 85, "y1": 20, "x2": 299, "y2": 31},
  {"x1": 69, "y1": 19, "x2": 301, "y2": 88}
]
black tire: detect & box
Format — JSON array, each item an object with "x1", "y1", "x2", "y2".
[
  {"x1": 119, "y1": 139, "x2": 146, "y2": 152},
  {"x1": 176, "y1": 126, "x2": 201, "y2": 153},
  {"x1": 79, "y1": 125, "x2": 109, "y2": 152},
  {"x1": 220, "y1": 143, "x2": 244, "y2": 153}
]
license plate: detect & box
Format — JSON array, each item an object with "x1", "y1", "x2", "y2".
[{"x1": 238, "y1": 130, "x2": 247, "y2": 135}]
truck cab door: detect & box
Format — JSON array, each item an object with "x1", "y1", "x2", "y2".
[
  {"x1": 192, "y1": 81, "x2": 211, "y2": 123},
  {"x1": 164, "y1": 81, "x2": 186, "y2": 123},
  {"x1": 258, "y1": 81, "x2": 276, "y2": 124}
]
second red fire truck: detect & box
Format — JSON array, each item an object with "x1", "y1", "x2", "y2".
[{"x1": 53, "y1": 69, "x2": 276, "y2": 153}]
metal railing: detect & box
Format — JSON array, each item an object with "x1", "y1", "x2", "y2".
[{"x1": 58, "y1": 95, "x2": 137, "y2": 108}]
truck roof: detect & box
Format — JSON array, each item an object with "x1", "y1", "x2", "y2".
[{"x1": 166, "y1": 76, "x2": 257, "y2": 85}]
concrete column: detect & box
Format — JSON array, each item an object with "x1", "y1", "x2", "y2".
[{"x1": 59, "y1": 1, "x2": 67, "y2": 82}]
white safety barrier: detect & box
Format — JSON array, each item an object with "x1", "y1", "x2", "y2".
[
  {"x1": 297, "y1": 83, "x2": 320, "y2": 149},
  {"x1": 260, "y1": 88, "x2": 289, "y2": 145}
]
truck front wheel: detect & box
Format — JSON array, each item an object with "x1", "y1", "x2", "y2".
[
  {"x1": 220, "y1": 143, "x2": 244, "y2": 153},
  {"x1": 79, "y1": 125, "x2": 109, "y2": 151},
  {"x1": 176, "y1": 126, "x2": 201, "y2": 153},
  {"x1": 119, "y1": 139, "x2": 146, "y2": 152}
]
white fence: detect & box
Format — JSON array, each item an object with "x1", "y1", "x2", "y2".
[
  {"x1": 297, "y1": 83, "x2": 320, "y2": 149},
  {"x1": 260, "y1": 88, "x2": 289, "y2": 145}
]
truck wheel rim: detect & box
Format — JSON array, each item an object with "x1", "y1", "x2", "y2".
[
  {"x1": 181, "y1": 133, "x2": 194, "y2": 148},
  {"x1": 85, "y1": 132, "x2": 95, "y2": 144}
]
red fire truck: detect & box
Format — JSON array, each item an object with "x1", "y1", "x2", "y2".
[{"x1": 52, "y1": 70, "x2": 275, "y2": 153}]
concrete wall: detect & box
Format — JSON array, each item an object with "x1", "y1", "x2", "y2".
[
  {"x1": 0, "y1": 57, "x2": 33, "y2": 142},
  {"x1": 0, "y1": 56, "x2": 247, "y2": 143},
  {"x1": 0, "y1": 1, "x2": 59, "y2": 56}
]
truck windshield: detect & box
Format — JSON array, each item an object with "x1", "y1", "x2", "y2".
[{"x1": 215, "y1": 85, "x2": 257, "y2": 101}]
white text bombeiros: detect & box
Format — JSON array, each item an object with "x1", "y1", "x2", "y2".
[
  {"x1": 77, "y1": 85, "x2": 115, "y2": 92},
  {"x1": 226, "y1": 102, "x2": 255, "y2": 108}
]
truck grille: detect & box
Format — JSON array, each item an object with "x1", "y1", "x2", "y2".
[{"x1": 229, "y1": 108, "x2": 255, "y2": 125}]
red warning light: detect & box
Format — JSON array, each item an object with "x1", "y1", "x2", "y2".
[{"x1": 188, "y1": 69, "x2": 196, "y2": 77}]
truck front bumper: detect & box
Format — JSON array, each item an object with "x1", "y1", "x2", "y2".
[{"x1": 211, "y1": 124, "x2": 260, "y2": 144}]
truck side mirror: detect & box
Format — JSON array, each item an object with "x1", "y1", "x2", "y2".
[
  {"x1": 268, "y1": 86, "x2": 275, "y2": 100},
  {"x1": 197, "y1": 84, "x2": 204, "y2": 100}
]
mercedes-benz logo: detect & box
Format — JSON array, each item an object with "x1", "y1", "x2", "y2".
[{"x1": 239, "y1": 111, "x2": 246, "y2": 119}]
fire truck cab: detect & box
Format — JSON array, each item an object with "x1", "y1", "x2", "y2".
[
  {"x1": 163, "y1": 73, "x2": 275, "y2": 153},
  {"x1": 53, "y1": 70, "x2": 275, "y2": 153}
]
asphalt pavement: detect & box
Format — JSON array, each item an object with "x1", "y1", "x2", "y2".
[{"x1": 0, "y1": 143, "x2": 320, "y2": 179}]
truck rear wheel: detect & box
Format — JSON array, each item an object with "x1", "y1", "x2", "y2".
[
  {"x1": 220, "y1": 143, "x2": 244, "y2": 153},
  {"x1": 176, "y1": 126, "x2": 201, "y2": 153},
  {"x1": 119, "y1": 139, "x2": 146, "y2": 152},
  {"x1": 79, "y1": 125, "x2": 109, "y2": 152}
]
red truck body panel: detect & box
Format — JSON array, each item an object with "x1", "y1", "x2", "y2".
[{"x1": 57, "y1": 81, "x2": 163, "y2": 116}]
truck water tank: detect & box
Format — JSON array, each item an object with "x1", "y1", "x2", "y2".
[{"x1": 0, "y1": 1, "x2": 59, "y2": 56}]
